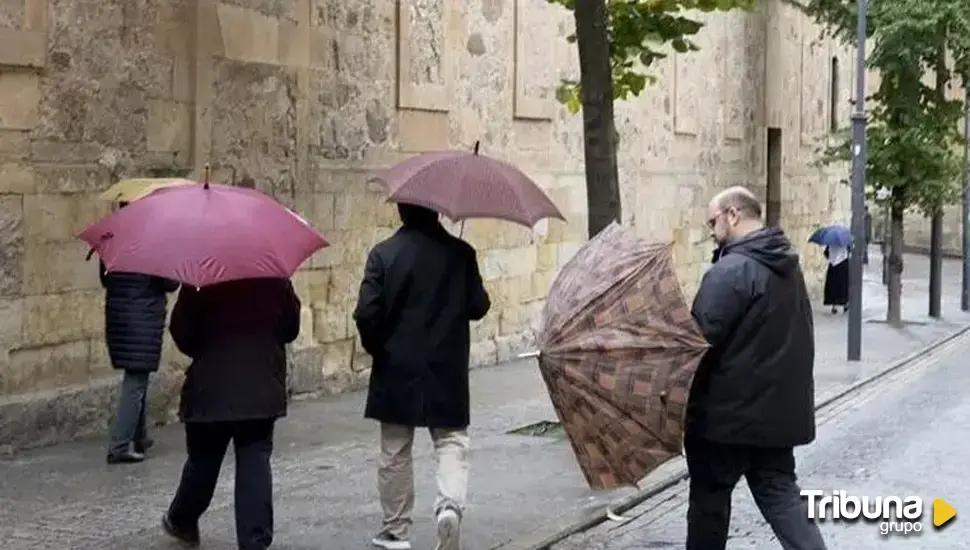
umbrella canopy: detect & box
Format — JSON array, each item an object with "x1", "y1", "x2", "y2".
[
  {"x1": 808, "y1": 224, "x2": 852, "y2": 248},
  {"x1": 79, "y1": 182, "x2": 328, "y2": 287},
  {"x1": 537, "y1": 222, "x2": 709, "y2": 490},
  {"x1": 369, "y1": 146, "x2": 566, "y2": 228},
  {"x1": 98, "y1": 177, "x2": 196, "y2": 203}
]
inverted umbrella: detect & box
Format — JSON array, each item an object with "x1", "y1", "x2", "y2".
[
  {"x1": 79, "y1": 182, "x2": 328, "y2": 287},
  {"x1": 98, "y1": 177, "x2": 196, "y2": 203},
  {"x1": 537, "y1": 222, "x2": 709, "y2": 490},
  {"x1": 808, "y1": 224, "x2": 852, "y2": 248},
  {"x1": 368, "y1": 142, "x2": 565, "y2": 228}
]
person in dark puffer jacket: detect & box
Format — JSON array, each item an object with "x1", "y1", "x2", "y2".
[{"x1": 102, "y1": 202, "x2": 180, "y2": 464}]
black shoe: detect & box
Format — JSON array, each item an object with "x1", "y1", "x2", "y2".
[
  {"x1": 134, "y1": 438, "x2": 154, "y2": 454},
  {"x1": 106, "y1": 450, "x2": 145, "y2": 464},
  {"x1": 162, "y1": 513, "x2": 201, "y2": 547}
]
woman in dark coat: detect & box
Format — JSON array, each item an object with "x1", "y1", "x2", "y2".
[
  {"x1": 161, "y1": 277, "x2": 300, "y2": 550},
  {"x1": 102, "y1": 256, "x2": 179, "y2": 464},
  {"x1": 823, "y1": 245, "x2": 850, "y2": 313}
]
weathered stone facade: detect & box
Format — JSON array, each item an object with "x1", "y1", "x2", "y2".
[{"x1": 0, "y1": 0, "x2": 849, "y2": 448}]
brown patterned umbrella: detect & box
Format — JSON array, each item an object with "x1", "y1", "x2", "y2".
[
  {"x1": 368, "y1": 142, "x2": 565, "y2": 228},
  {"x1": 537, "y1": 222, "x2": 710, "y2": 490}
]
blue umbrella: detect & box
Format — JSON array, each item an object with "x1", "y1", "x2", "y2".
[{"x1": 809, "y1": 225, "x2": 852, "y2": 248}]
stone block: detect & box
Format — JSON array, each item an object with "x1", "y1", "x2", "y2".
[
  {"x1": 292, "y1": 267, "x2": 330, "y2": 305},
  {"x1": 3, "y1": 340, "x2": 91, "y2": 396},
  {"x1": 322, "y1": 338, "x2": 354, "y2": 378},
  {"x1": 470, "y1": 338, "x2": 498, "y2": 367},
  {"x1": 483, "y1": 246, "x2": 538, "y2": 281},
  {"x1": 30, "y1": 164, "x2": 107, "y2": 193},
  {"x1": 311, "y1": 192, "x2": 336, "y2": 231},
  {"x1": 217, "y1": 3, "x2": 281, "y2": 65},
  {"x1": 0, "y1": 28, "x2": 46, "y2": 69},
  {"x1": 313, "y1": 305, "x2": 349, "y2": 343},
  {"x1": 291, "y1": 305, "x2": 316, "y2": 349},
  {"x1": 327, "y1": 266, "x2": 361, "y2": 307},
  {"x1": 146, "y1": 100, "x2": 192, "y2": 153},
  {"x1": 0, "y1": 130, "x2": 29, "y2": 160},
  {"x1": 0, "y1": 194, "x2": 22, "y2": 298},
  {"x1": 0, "y1": 71, "x2": 40, "y2": 130},
  {"x1": 397, "y1": 110, "x2": 449, "y2": 152},
  {"x1": 0, "y1": 298, "x2": 22, "y2": 350},
  {"x1": 23, "y1": 290, "x2": 103, "y2": 347},
  {"x1": 23, "y1": 193, "x2": 106, "y2": 243},
  {"x1": 22, "y1": 240, "x2": 101, "y2": 294}
]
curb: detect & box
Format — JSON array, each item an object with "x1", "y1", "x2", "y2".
[{"x1": 503, "y1": 322, "x2": 970, "y2": 550}]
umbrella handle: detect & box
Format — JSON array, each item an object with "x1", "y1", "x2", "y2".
[{"x1": 203, "y1": 163, "x2": 210, "y2": 189}]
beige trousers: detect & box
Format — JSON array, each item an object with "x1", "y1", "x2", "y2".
[{"x1": 377, "y1": 422, "x2": 470, "y2": 539}]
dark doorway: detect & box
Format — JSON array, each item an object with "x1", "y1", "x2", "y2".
[{"x1": 766, "y1": 127, "x2": 782, "y2": 227}]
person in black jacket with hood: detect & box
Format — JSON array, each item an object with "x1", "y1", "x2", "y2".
[
  {"x1": 685, "y1": 187, "x2": 827, "y2": 550},
  {"x1": 102, "y1": 201, "x2": 180, "y2": 464},
  {"x1": 354, "y1": 203, "x2": 490, "y2": 550}
]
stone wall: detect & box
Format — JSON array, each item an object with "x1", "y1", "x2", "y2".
[{"x1": 0, "y1": 0, "x2": 849, "y2": 449}]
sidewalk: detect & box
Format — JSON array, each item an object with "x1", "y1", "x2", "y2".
[{"x1": 0, "y1": 249, "x2": 967, "y2": 550}]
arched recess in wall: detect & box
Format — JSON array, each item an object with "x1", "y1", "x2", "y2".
[{"x1": 830, "y1": 56, "x2": 840, "y2": 131}]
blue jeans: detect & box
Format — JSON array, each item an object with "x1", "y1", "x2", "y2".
[{"x1": 108, "y1": 370, "x2": 151, "y2": 456}]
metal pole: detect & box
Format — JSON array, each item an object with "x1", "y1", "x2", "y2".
[
  {"x1": 848, "y1": 0, "x2": 868, "y2": 361},
  {"x1": 962, "y1": 86, "x2": 970, "y2": 311}
]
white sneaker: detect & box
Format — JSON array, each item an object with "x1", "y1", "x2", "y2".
[
  {"x1": 435, "y1": 508, "x2": 461, "y2": 550},
  {"x1": 371, "y1": 533, "x2": 411, "y2": 550}
]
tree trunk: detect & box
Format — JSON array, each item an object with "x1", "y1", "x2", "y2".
[
  {"x1": 573, "y1": 0, "x2": 621, "y2": 239},
  {"x1": 886, "y1": 201, "x2": 905, "y2": 326}
]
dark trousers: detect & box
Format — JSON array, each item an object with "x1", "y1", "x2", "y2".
[
  {"x1": 108, "y1": 370, "x2": 150, "y2": 456},
  {"x1": 168, "y1": 419, "x2": 276, "y2": 549},
  {"x1": 684, "y1": 436, "x2": 827, "y2": 550}
]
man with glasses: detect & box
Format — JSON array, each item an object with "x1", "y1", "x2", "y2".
[{"x1": 685, "y1": 186, "x2": 826, "y2": 549}]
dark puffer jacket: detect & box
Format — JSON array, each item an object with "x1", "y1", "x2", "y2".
[{"x1": 100, "y1": 261, "x2": 180, "y2": 372}]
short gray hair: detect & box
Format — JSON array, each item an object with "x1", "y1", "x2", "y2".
[{"x1": 714, "y1": 186, "x2": 762, "y2": 220}]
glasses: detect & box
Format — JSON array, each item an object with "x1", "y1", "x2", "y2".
[{"x1": 707, "y1": 207, "x2": 737, "y2": 229}]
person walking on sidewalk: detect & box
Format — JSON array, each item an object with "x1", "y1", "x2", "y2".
[
  {"x1": 101, "y1": 206, "x2": 180, "y2": 464},
  {"x1": 354, "y1": 203, "x2": 491, "y2": 550},
  {"x1": 161, "y1": 278, "x2": 301, "y2": 550},
  {"x1": 823, "y1": 244, "x2": 850, "y2": 314},
  {"x1": 685, "y1": 186, "x2": 826, "y2": 550}
]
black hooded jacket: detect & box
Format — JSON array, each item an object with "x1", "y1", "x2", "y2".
[
  {"x1": 354, "y1": 204, "x2": 491, "y2": 429},
  {"x1": 687, "y1": 227, "x2": 816, "y2": 447}
]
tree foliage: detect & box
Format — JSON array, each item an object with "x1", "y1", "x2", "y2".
[
  {"x1": 549, "y1": 0, "x2": 757, "y2": 113},
  {"x1": 809, "y1": 0, "x2": 970, "y2": 216}
]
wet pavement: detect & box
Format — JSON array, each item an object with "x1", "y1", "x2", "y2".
[
  {"x1": 550, "y1": 317, "x2": 970, "y2": 549},
  {"x1": 0, "y1": 249, "x2": 968, "y2": 550}
]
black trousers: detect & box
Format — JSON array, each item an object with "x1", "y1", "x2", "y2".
[
  {"x1": 168, "y1": 419, "x2": 276, "y2": 549},
  {"x1": 684, "y1": 436, "x2": 827, "y2": 550}
]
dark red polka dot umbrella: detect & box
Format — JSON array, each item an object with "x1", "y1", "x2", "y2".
[{"x1": 369, "y1": 142, "x2": 566, "y2": 228}]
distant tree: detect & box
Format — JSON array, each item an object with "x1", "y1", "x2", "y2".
[
  {"x1": 550, "y1": 0, "x2": 756, "y2": 238},
  {"x1": 808, "y1": 0, "x2": 970, "y2": 324}
]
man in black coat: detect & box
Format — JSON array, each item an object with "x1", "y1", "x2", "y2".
[
  {"x1": 354, "y1": 204, "x2": 490, "y2": 550},
  {"x1": 686, "y1": 187, "x2": 827, "y2": 550},
  {"x1": 101, "y1": 242, "x2": 180, "y2": 463},
  {"x1": 161, "y1": 277, "x2": 301, "y2": 550}
]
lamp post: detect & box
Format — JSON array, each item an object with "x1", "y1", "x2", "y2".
[
  {"x1": 962, "y1": 87, "x2": 970, "y2": 311},
  {"x1": 847, "y1": 0, "x2": 868, "y2": 361}
]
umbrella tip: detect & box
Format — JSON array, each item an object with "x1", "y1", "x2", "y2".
[{"x1": 473, "y1": 141, "x2": 480, "y2": 155}]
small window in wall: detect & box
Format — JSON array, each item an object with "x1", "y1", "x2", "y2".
[{"x1": 830, "y1": 57, "x2": 840, "y2": 131}]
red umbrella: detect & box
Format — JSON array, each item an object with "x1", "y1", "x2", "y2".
[
  {"x1": 79, "y1": 182, "x2": 328, "y2": 287},
  {"x1": 369, "y1": 142, "x2": 566, "y2": 228}
]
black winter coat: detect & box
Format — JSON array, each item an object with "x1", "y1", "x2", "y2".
[
  {"x1": 169, "y1": 278, "x2": 301, "y2": 423},
  {"x1": 100, "y1": 262, "x2": 180, "y2": 372},
  {"x1": 354, "y1": 221, "x2": 490, "y2": 429},
  {"x1": 687, "y1": 227, "x2": 816, "y2": 448}
]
